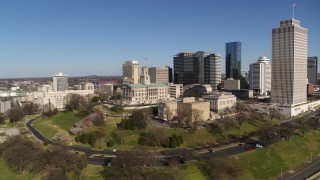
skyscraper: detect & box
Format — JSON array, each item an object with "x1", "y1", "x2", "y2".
[
  {"x1": 204, "y1": 53, "x2": 221, "y2": 90},
  {"x1": 53, "y1": 73, "x2": 69, "y2": 92},
  {"x1": 165, "y1": 66, "x2": 173, "y2": 83},
  {"x1": 226, "y1": 42, "x2": 241, "y2": 79},
  {"x1": 148, "y1": 67, "x2": 169, "y2": 83},
  {"x1": 122, "y1": 61, "x2": 140, "y2": 84},
  {"x1": 307, "y1": 56, "x2": 318, "y2": 85},
  {"x1": 249, "y1": 56, "x2": 271, "y2": 95},
  {"x1": 193, "y1": 51, "x2": 208, "y2": 84},
  {"x1": 271, "y1": 19, "x2": 308, "y2": 105},
  {"x1": 174, "y1": 52, "x2": 198, "y2": 85}
]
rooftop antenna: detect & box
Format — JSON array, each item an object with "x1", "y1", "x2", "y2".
[{"x1": 292, "y1": 4, "x2": 296, "y2": 19}]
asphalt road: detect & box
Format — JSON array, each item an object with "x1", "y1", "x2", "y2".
[{"x1": 26, "y1": 113, "x2": 320, "y2": 178}]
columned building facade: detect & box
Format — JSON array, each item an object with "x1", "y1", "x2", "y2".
[{"x1": 271, "y1": 19, "x2": 308, "y2": 106}]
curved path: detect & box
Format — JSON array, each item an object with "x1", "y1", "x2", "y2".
[{"x1": 25, "y1": 115, "x2": 320, "y2": 178}]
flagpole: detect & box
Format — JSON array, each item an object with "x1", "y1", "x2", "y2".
[{"x1": 292, "y1": 4, "x2": 296, "y2": 19}]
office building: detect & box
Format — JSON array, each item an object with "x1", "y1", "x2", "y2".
[
  {"x1": 168, "y1": 83, "x2": 183, "y2": 99},
  {"x1": 226, "y1": 42, "x2": 242, "y2": 79},
  {"x1": 122, "y1": 61, "x2": 139, "y2": 84},
  {"x1": 271, "y1": 19, "x2": 308, "y2": 106},
  {"x1": 165, "y1": 66, "x2": 173, "y2": 83},
  {"x1": 204, "y1": 53, "x2": 221, "y2": 90},
  {"x1": 140, "y1": 66, "x2": 151, "y2": 85},
  {"x1": 222, "y1": 78, "x2": 240, "y2": 90},
  {"x1": 174, "y1": 52, "x2": 198, "y2": 85},
  {"x1": 53, "y1": 73, "x2": 69, "y2": 92},
  {"x1": 308, "y1": 56, "x2": 318, "y2": 85},
  {"x1": 203, "y1": 92, "x2": 237, "y2": 113},
  {"x1": 249, "y1": 56, "x2": 272, "y2": 95},
  {"x1": 148, "y1": 67, "x2": 169, "y2": 83}
]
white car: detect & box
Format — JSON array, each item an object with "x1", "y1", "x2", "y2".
[
  {"x1": 256, "y1": 144, "x2": 263, "y2": 148},
  {"x1": 112, "y1": 149, "x2": 117, "y2": 152}
]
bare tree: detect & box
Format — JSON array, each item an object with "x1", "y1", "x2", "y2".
[
  {"x1": 269, "y1": 108, "x2": 280, "y2": 121},
  {"x1": 8, "y1": 108, "x2": 24, "y2": 123},
  {"x1": 234, "y1": 101, "x2": 245, "y2": 114},
  {"x1": 191, "y1": 109, "x2": 203, "y2": 133},
  {"x1": 164, "y1": 106, "x2": 174, "y2": 122},
  {"x1": 66, "y1": 94, "x2": 87, "y2": 111}
]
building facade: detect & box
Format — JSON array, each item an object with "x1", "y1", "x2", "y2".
[
  {"x1": 148, "y1": 67, "x2": 169, "y2": 83},
  {"x1": 121, "y1": 83, "x2": 170, "y2": 105},
  {"x1": 222, "y1": 78, "x2": 240, "y2": 90},
  {"x1": 122, "y1": 61, "x2": 140, "y2": 84},
  {"x1": 53, "y1": 73, "x2": 69, "y2": 92},
  {"x1": 226, "y1": 42, "x2": 242, "y2": 80},
  {"x1": 0, "y1": 100, "x2": 11, "y2": 114},
  {"x1": 271, "y1": 19, "x2": 308, "y2": 106},
  {"x1": 307, "y1": 56, "x2": 318, "y2": 85},
  {"x1": 249, "y1": 56, "x2": 272, "y2": 95},
  {"x1": 203, "y1": 92, "x2": 237, "y2": 113},
  {"x1": 204, "y1": 53, "x2": 221, "y2": 90},
  {"x1": 158, "y1": 97, "x2": 210, "y2": 121},
  {"x1": 174, "y1": 52, "x2": 198, "y2": 85},
  {"x1": 168, "y1": 83, "x2": 183, "y2": 99}
]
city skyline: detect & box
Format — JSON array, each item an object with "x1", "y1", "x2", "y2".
[{"x1": 0, "y1": 0, "x2": 319, "y2": 78}]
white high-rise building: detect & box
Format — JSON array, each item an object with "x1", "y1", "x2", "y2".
[
  {"x1": 271, "y1": 19, "x2": 308, "y2": 106},
  {"x1": 53, "y1": 73, "x2": 68, "y2": 92},
  {"x1": 204, "y1": 53, "x2": 221, "y2": 90},
  {"x1": 140, "y1": 66, "x2": 150, "y2": 85},
  {"x1": 122, "y1": 61, "x2": 140, "y2": 84},
  {"x1": 249, "y1": 56, "x2": 271, "y2": 96}
]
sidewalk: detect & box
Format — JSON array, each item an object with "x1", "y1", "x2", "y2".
[{"x1": 276, "y1": 154, "x2": 320, "y2": 180}]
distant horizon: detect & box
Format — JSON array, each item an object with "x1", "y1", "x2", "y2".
[{"x1": 0, "y1": 0, "x2": 319, "y2": 78}]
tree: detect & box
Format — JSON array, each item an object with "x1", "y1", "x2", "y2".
[
  {"x1": 0, "y1": 115, "x2": 5, "y2": 124},
  {"x1": 179, "y1": 108, "x2": 191, "y2": 127},
  {"x1": 269, "y1": 108, "x2": 280, "y2": 121},
  {"x1": 0, "y1": 136, "x2": 40, "y2": 174},
  {"x1": 66, "y1": 94, "x2": 87, "y2": 111},
  {"x1": 8, "y1": 108, "x2": 24, "y2": 123},
  {"x1": 22, "y1": 103, "x2": 37, "y2": 115},
  {"x1": 234, "y1": 101, "x2": 245, "y2": 114},
  {"x1": 92, "y1": 112, "x2": 105, "y2": 126},
  {"x1": 236, "y1": 112, "x2": 248, "y2": 128},
  {"x1": 112, "y1": 131, "x2": 124, "y2": 145},
  {"x1": 191, "y1": 109, "x2": 203, "y2": 133},
  {"x1": 257, "y1": 124, "x2": 277, "y2": 147},
  {"x1": 164, "y1": 106, "x2": 174, "y2": 122},
  {"x1": 91, "y1": 96, "x2": 99, "y2": 103}
]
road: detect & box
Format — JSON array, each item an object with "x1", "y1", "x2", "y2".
[{"x1": 26, "y1": 113, "x2": 320, "y2": 178}]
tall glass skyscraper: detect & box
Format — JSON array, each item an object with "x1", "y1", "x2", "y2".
[{"x1": 226, "y1": 42, "x2": 242, "y2": 79}]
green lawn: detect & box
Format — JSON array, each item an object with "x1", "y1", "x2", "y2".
[
  {"x1": 50, "y1": 111, "x2": 85, "y2": 131},
  {"x1": 82, "y1": 165, "x2": 105, "y2": 180},
  {"x1": 33, "y1": 111, "x2": 84, "y2": 140},
  {"x1": 33, "y1": 119, "x2": 58, "y2": 139},
  {"x1": 179, "y1": 161, "x2": 207, "y2": 180},
  {"x1": 0, "y1": 157, "x2": 40, "y2": 180},
  {"x1": 233, "y1": 131, "x2": 320, "y2": 179}
]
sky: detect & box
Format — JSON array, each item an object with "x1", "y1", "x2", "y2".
[{"x1": 0, "y1": 0, "x2": 319, "y2": 78}]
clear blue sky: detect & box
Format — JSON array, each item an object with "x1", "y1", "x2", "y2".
[{"x1": 0, "y1": 0, "x2": 319, "y2": 78}]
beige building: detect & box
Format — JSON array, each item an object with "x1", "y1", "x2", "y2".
[
  {"x1": 158, "y1": 97, "x2": 210, "y2": 121},
  {"x1": 122, "y1": 61, "x2": 140, "y2": 84},
  {"x1": 168, "y1": 83, "x2": 183, "y2": 98},
  {"x1": 203, "y1": 92, "x2": 237, "y2": 113},
  {"x1": 33, "y1": 83, "x2": 94, "y2": 110},
  {"x1": 121, "y1": 83, "x2": 170, "y2": 105},
  {"x1": 223, "y1": 78, "x2": 240, "y2": 90},
  {"x1": 148, "y1": 67, "x2": 169, "y2": 83},
  {"x1": 0, "y1": 100, "x2": 11, "y2": 114},
  {"x1": 271, "y1": 19, "x2": 308, "y2": 106}
]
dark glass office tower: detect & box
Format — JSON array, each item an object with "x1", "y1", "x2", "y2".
[
  {"x1": 174, "y1": 52, "x2": 199, "y2": 85},
  {"x1": 308, "y1": 56, "x2": 318, "y2": 85},
  {"x1": 226, "y1": 42, "x2": 242, "y2": 79}
]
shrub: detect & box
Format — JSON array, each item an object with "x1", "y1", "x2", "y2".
[{"x1": 107, "y1": 140, "x2": 115, "y2": 147}]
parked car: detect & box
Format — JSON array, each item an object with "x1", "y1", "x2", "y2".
[
  {"x1": 256, "y1": 144, "x2": 263, "y2": 148},
  {"x1": 244, "y1": 147, "x2": 254, "y2": 151},
  {"x1": 208, "y1": 149, "x2": 215, "y2": 153}
]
